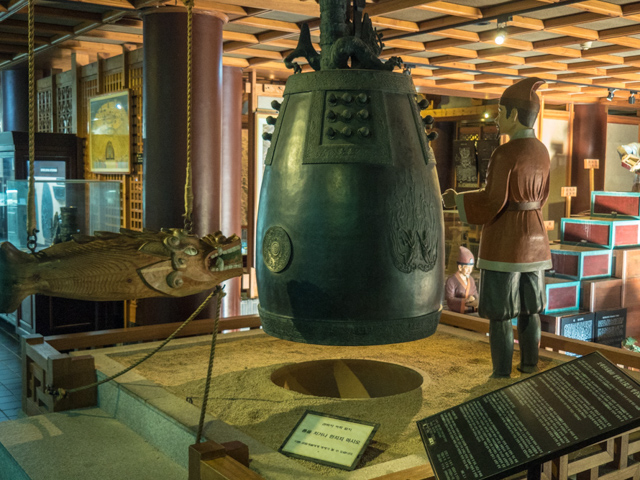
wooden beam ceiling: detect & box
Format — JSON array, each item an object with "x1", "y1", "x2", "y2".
[{"x1": 6, "y1": 0, "x2": 640, "y2": 104}]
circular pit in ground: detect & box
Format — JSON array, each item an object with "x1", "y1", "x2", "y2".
[{"x1": 270, "y1": 359, "x2": 424, "y2": 399}]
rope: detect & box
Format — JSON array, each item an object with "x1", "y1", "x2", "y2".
[
  {"x1": 196, "y1": 286, "x2": 225, "y2": 443},
  {"x1": 48, "y1": 288, "x2": 219, "y2": 399},
  {"x1": 26, "y1": 0, "x2": 37, "y2": 253},
  {"x1": 183, "y1": 0, "x2": 194, "y2": 234}
]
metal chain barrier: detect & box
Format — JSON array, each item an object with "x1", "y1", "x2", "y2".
[
  {"x1": 196, "y1": 285, "x2": 225, "y2": 443},
  {"x1": 47, "y1": 287, "x2": 221, "y2": 400}
]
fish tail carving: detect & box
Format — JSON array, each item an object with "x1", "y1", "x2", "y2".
[{"x1": 0, "y1": 242, "x2": 36, "y2": 313}]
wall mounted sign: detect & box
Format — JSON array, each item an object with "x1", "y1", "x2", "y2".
[
  {"x1": 418, "y1": 352, "x2": 640, "y2": 480},
  {"x1": 89, "y1": 90, "x2": 131, "y2": 174},
  {"x1": 279, "y1": 410, "x2": 379, "y2": 471}
]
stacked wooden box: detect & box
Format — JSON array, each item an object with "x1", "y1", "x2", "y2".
[{"x1": 542, "y1": 191, "x2": 640, "y2": 345}]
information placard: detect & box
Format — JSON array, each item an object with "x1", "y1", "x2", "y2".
[
  {"x1": 417, "y1": 352, "x2": 640, "y2": 480},
  {"x1": 279, "y1": 410, "x2": 379, "y2": 470}
]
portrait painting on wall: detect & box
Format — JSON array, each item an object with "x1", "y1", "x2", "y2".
[
  {"x1": 453, "y1": 140, "x2": 478, "y2": 190},
  {"x1": 89, "y1": 90, "x2": 131, "y2": 174}
]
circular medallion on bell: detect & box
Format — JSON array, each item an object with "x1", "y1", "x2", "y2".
[{"x1": 263, "y1": 226, "x2": 292, "y2": 273}]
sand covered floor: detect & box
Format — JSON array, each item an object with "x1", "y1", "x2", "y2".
[{"x1": 108, "y1": 327, "x2": 563, "y2": 475}]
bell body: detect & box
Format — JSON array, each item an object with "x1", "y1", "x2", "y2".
[{"x1": 256, "y1": 70, "x2": 444, "y2": 346}]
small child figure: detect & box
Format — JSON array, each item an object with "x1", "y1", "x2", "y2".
[{"x1": 445, "y1": 246, "x2": 478, "y2": 314}]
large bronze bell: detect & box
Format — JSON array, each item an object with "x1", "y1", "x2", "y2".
[{"x1": 255, "y1": 0, "x2": 444, "y2": 346}]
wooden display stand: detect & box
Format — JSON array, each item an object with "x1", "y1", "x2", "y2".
[
  {"x1": 22, "y1": 334, "x2": 96, "y2": 415},
  {"x1": 581, "y1": 278, "x2": 623, "y2": 312},
  {"x1": 544, "y1": 277, "x2": 581, "y2": 314},
  {"x1": 614, "y1": 248, "x2": 640, "y2": 279},
  {"x1": 549, "y1": 244, "x2": 612, "y2": 280},
  {"x1": 189, "y1": 440, "x2": 263, "y2": 480}
]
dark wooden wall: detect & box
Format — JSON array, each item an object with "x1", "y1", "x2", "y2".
[
  {"x1": 571, "y1": 104, "x2": 607, "y2": 214},
  {"x1": 432, "y1": 121, "x2": 456, "y2": 192}
]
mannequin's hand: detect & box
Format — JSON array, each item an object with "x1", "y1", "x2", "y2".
[{"x1": 442, "y1": 189, "x2": 457, "y2": 209}]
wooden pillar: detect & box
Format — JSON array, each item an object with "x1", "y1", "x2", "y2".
[
  {"x1": 139, "y1": 6, "x2": 229, "y2": 325},
  {"x1": 192, "y1": 10, "x2": 226, "y2": 235},
  {"x1": 570, "y1": 104, "x2": 607, "y2": 214},
  {"x1": 218, "y1": 66, "x2": 243, "y2": 317},
  {"x1": 247, "y1": 71, "x2": 257, "y2": 271},
  {"x1": 2, "y1": 68, "x2": 29, "y2": 132},
  {"x1": 432, "y1": 121, "x2": 456, "y2": 192}
]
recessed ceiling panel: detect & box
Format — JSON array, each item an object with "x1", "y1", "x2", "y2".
[
  {"x1": 257, "y1": 12, "x2": 315, "y2": 23},
  {"x1": 224, "y1": 23, "x2": 265, "y2": 35},
  {"x1": 524, "y1": 6, "x2": 589, "y2": 20},
  {"x1": 401, "y1": 33, "x2": 450, "y2": 43},
  {"x1": 512, "y1": 51, "x2": 549, "y2": 58},
  {"x1": 511, "y1": 32, "x2": 563, "y2": 42},
  {"x1": 580, "y1": 18, "x2": 637, "y2": 30},
  {"x1": 383, "y1": 10, "x2": 442, "y2": 23}
]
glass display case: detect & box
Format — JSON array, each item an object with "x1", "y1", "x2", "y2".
[
  {"x1": 2, "y1": 180, "x2": 121, "y2": 250},
  {"x1": 0, "y1": 179, "x2": 124, "y2": 336},
  {"x1": 443, "y1": 209, "x2": 482, "y2": 278}
]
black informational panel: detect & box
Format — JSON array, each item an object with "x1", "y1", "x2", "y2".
[
  {"x1": 595, "y1": 308, "x2": 626, "y2": 347},
  {"x1": 417, "y1": 352, "x2": 640, "y2": 480}
]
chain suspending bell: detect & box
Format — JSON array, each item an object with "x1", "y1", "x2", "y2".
[{"x1": 256, "y1": 0, "x2": 445, "y2": 346}]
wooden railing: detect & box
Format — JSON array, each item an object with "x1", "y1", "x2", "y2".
[
  {"x1": 44, "y1": 314, "x2": 262, "y2": 352},
  {"x1": 440, "y1": 311, "x2": 640, "y2": 371}
]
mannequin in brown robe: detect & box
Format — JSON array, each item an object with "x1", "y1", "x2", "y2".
[
  {"x1": 442, "y1": 78, "x2": 552, "y2": 378},
  {"x1": 445, "y1": 246, "x2": 478, "y2": 314}
]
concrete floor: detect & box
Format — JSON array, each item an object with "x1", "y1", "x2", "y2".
[
  {"x1": 0, "y1": 324, "x2": 188, "y2": 480},
  {"x1": 0, "y1": 407, "x2": 187, "y2": 480}
]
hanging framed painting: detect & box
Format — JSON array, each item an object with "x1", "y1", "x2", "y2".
[{"x1": 89, "y1": 90, "x2": 131, "y2": 174}]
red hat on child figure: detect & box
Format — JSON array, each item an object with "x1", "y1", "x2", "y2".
[{"x1": 457, "y1": 246, "x2": 474, "y2": 265}]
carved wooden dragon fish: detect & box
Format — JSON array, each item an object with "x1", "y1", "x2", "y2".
[{"x1": 0, "y1": 228, "x2": 242, "y2": 313}]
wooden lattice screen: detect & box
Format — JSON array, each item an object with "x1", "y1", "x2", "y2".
[
  {"x1": 128, "y1": 56, "x2": 144, "y2": 232},
  {"x1": 36, "y1": 76, "x2": 53, "y2": 133},
  {"x1": 56, "y1": 70, "x2": 74, "y2": 135},
  {"x1": 35, "y1": 49, "x2": 145, "y2": 326}
]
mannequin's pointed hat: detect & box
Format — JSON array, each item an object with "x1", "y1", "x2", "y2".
[{"x1": 500, "y1": 77, "x2": 545, "y2": 113}]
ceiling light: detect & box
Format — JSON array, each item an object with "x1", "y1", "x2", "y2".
[
  {"x1": 494, "y1": 15, "x2": 511, "y2": 46},
  {"x1": 630, "y1": 92, "x2": 637, "y2": 105},
  {"x1": 580, "y1": 41, "x2": 593, "y2": 51},
  {"x1": 607, "y1": 88, "x2": 617, "y2": 101}
]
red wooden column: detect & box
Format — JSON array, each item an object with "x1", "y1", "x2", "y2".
[
  {"x1": 139, "y1": 7, "x2": 229, "y2": 324},
  {"x1": 192, "y1": 10, "x2": 226, "y2": 236},
  {"x1": 218, "y1": 66, "x2": 243, "y2": 317},
  {"x1": 570, "y1": 104, "x2": 607, "y2": 214}
]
